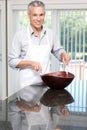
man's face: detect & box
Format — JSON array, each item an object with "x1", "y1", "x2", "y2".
[{"x1": 28, "y1": 6, "x2": 45, "y2": 30}]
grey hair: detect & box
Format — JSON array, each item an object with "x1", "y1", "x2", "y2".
[{"x1": 28, "y1": 0, "x2": 45, "y2": 13}]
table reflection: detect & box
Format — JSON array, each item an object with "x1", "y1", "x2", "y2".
[
  {"x1": 6, "y1": 84, "x2": 74, "y2": 130},
  {"x1": 0, "y1": 83, "x2": 87, "y2": 130}
]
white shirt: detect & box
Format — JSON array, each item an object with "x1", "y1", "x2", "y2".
[{"x1": 8, "y1": 26, "x2": 65, "y2": 69}]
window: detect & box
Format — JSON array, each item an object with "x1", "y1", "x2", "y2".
[{"x1": 59, "y1": 10, "x2": 87, "y2": 80}]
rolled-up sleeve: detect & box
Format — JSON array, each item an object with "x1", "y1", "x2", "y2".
[
  {"x1": 53, "y1": 48, "x2": 66, "y2": 61},
  {"x1": 8, "y1": 32, "x2": 22, "y2": 69}
]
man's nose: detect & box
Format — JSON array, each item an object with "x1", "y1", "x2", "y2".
[{"x1": 37, "y1": 16, "x2": 40, "y2": 20}]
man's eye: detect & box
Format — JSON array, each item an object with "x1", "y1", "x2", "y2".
[
  {"x1": 40, "y1": 14, "x2": 44, "y2": 16},
  {"x1": 33, "y1": 14, "x2": 37, "y2": 16}
]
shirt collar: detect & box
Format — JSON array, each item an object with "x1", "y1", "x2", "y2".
[{"x1": 29, "y1": 25, "x2": 46, "y2": 36}]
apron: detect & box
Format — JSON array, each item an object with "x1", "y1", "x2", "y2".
[{"x1": 19, "y1": 27, "x2": 51, "y2": 89}]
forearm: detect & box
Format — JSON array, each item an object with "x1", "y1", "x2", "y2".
[
  {"x1": 53, "y1": 49, "x2": 70, "y2": 65},
  {"x1": 16, "y1": 60, "x2": 42, "y2": 71},
  {"x1": 16, "y1": 60, "x2": 32, "y2": 68}
]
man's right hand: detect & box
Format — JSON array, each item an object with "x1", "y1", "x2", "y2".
[
  {"x1": 30, "y1": 61, "x2": 42, "y2": 72},
  {"x1": 16, "y1": 60, "x2": 42, "y2": 72}
]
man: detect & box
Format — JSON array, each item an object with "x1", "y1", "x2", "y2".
[
  {"x1": 8, "y1": 0, "x2": 70, "y2": 87},
  {"x1": 8, "y1": 0, "x2": 70, "y2": 129}
]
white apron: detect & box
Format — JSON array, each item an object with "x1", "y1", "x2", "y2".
[{"x1": 19, "y1": 27, "x2": 51, "y2": 89}]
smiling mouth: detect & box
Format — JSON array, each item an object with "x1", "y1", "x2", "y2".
[{"x1": 35, "y1": 22, "x2": 41, "y2": 25}]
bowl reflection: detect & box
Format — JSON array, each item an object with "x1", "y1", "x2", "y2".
[
  {"x1": 41, "y1": 71, "x2": 75, "y2": 90},
  {"x1": 40, "y1": 89, "x2": 74, "y2": 107}
]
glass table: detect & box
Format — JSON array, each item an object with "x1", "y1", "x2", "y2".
[{"x1": 0, "y1": 81, "x2": 87, "y2": 130}]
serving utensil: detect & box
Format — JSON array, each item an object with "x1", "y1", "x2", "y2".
[{"x1": 62, "y1": 62, "x2": 69, "y2": 76}]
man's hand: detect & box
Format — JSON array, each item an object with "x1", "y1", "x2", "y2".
[
  {"x1": 61, "y1": 52, "x2": 71, "y2": 65},
  {"x1": 17, "y1": 60, "x2": 42, "y2": 72},
  {"x1": 30, "y1": 61, "x2": 42, "y2": 72}
]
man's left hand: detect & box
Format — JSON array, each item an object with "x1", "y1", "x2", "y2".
[{"x1": 61, "y1": 52, "x2": 71, "y2": 65}]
